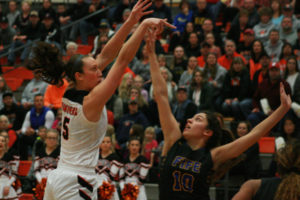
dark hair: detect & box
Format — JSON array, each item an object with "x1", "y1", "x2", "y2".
[
  {"x1": 179, "y1": 0, "x2": 189, "y2": 10},
  {"x1": 258, "y1": 7, "x2": 273, "y2": 17},
  {"x1": 269, "y1": 28, "x2": 279, "y2": 36},
  {"x1": 203, "y1": 111, "x2": 222, "y2": 150},
  {"x1": 27, "y1": 42, "x2": 87, "y2": 86},
  {"x1": 229, "y1": 57, "x2": 246, "y2": 76},
  {"x1": 130, "y1": 124, "x2": 144, "y2": 141},
  {"x1": 250, "y1": 39, "x2": 267, "y2": 63},
  {"x1": 279, "y1": 42, "x2": 294, "y2": 59},
  {"x1": 190, "y1": 69, "x2": 205, "y2": 89},
  {"x1": 274, "y1": 139, "x2": 300, "y2": 200},
  {"x1": 284, "y1": 56, "x2": 299, "y2": 78}
]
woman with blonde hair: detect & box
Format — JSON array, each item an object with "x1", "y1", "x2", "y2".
[{"x1": 118, "y1": 72, "x2": 134, "y2": 101}]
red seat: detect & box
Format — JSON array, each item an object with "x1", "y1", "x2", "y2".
[
  {"x1": 2, "y1": 66, "x2": 14, "y2": 73},
  {"x1": 18, "y1": 160, "x2": 32, "y2": 176},
  {"x1": 4, "y1": 77, "x2": 23, "y2": 91},
  {"x1": 19, "y1": 193, "x2": 34, "y2": 200},
  {"x1": 258, "y1": 137, "x2": 275, "y2": 153},
  {"x1": 76, "y1": 45, "x2": 93, "y2": 55}
]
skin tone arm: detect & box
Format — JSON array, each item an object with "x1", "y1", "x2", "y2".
[
  {"x1": 232, "y1": 179, "x2": 261, "y2": 200},
  {"x1": 96, "y1": 0, "x2": 153, "y2": 71},
  {"x1": 146, "y1": 31, "x2": 181, "y2": 157},
  {"x1": 211, "y1": 83, "x2": 291, "y2": 167},
  {"x1": 84, "y1": 19, "x2": 175, "y2": 121}
]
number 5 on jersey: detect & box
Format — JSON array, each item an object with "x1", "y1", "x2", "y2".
[{"x1": 63, "y1": 117, "x2": 70, "y2": 140}]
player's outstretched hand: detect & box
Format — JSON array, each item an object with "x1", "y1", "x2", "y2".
[
  {"x1": 128, "y1": 0, "x2": 153, "y2": 24},
  {"x1": 143, "y1": 18, "x2": 176, "y2": 36},
  {"x1": 145, "y1": 28, "x2": 156, "y2": 55},
  {"x1": 280, "y1": 82, "x2": 291, "y2": 110}
]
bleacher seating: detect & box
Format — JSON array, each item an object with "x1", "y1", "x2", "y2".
[{"x1": 18, "y1": 160, "x2": 32, "y2": 177}]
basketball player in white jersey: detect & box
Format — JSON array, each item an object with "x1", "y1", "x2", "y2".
[{"x1": 27, "y1": 1, "x2": 175, "y2": 199}]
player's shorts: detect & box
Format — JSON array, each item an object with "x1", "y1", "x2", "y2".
[{"x1": 44, "y1": 164, "x2": 98, "y2": 200}]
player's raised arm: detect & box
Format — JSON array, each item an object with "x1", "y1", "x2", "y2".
[
  {"x1": 211, "y1": 83, "x2": 291, "y2": 167},
  {"x1": 146, "y1": 30, "x2": 181, "y2": 156},
  {"x1": 84, "y1": 18, "x2": 175, "y2": 122},
  {"x1": 96, "y1": 0, "x2": 153, "y2": 70}
]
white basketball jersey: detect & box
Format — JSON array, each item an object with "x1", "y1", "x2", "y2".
[{"x1": 58, "y1": 89, "x2": 107, "y2": 169}]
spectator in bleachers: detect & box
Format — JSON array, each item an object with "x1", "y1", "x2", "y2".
[
  {"x1": 203, "y1": 52, "x2": 227, "y2": 101},
  {"x1": 265, "y1": 29, "x2": 283, "y2": 62},
  {"x1": 6, "y1": 0, "x2": 19, "y2": 27},
  {"x1": 192, "y1": 0, "x2": 221, "y2": 33},
  {"x1": 115, "y1": 8, "x2": 131, "y2": 32},
  {"x1": 227, "y1": 9, "x2": 250, "y2": 46},
  {"x1": 0, "y1": 76, "x2": 12, "y2": 110},
  {"x1": 249, "y1": 40, "x2": 266, "y2": 80},
  {"x1": 65, "y1": 41, "x2": 78, "y2": 57},
  {"x1": 79, "y1": 0, "x2": 107, "y2": 45},
  {"x1": 0, "y1": 135, "x2": 21, "y2": 200},
  {"x1": 172, "y1": 86, "x2": 197, "y2": 131},
  {"x1": 178, "y1": 56, "x2": 199, "y2": 87},
  {"x1": 231, "y1": 0, "x2": 259, "y2": 28},
  {"x1": 278, "y1": 42, "x2": 294, "y2": 72},
  {"x1": 169, "y1": 21, "x2": 194, "y2": 52},
  {"x1": 106, "y1": 93, "x2": 124, "y2": 122},
  {"x1": 0, "y1": 92, "x2": 26, "y2": 132},
  {"x1": 197, "y1": 42, "x2": 211, "y2": 68},
  {"x1": 186, "y1": 33, "x2": 201, "y2": 60},
  {"x1": 271, "y1": 0, "x2": 283, "y2": 26},
  {"x1": 123, "y1": 86, "x2": 149, "y2": 117},
  {"x1": 56, "y1": 3, "x2": 70, "y2": 41},
  {"x1": 8, "y1": 9, "x2": 42, "y2": 66},
  {"x1": 218, "y1": 40, "x2": 246, "y2": 70},
  {"x1": 0, "y1": 16, "x2": 16, "y2": 57},
  {"x1": 67, "y1": 0, "x2": 89, "y2": 42},
  {"x1": 253, "y1": 7, "x2": 276, "y2": 45},
  {"x1": 169, "y1": 46, "x2": 187, "y2": 83},
  {"x1": 116, "y1": 97, "x2": 149, "y2": 148},
  {"x1": 252, "y1": 53, "x2": 271, "y2": 92},
  {"x1": 282, "y1": 4, "x2": 299, "y2": 30},
  {"x1": 0, "y1": 129, "x2": 17, "y2": 156},
  {"x1": 44, "y1": 77, "x2": 68, "y2": 113},
  {"x1": 284, "y1": 57, "x2": 300, "y2": 118},
  {"x1": 20, "y1": 94, "x2": 55, "y2": 160},
  {"x1": 38, "y1": 0, "x2": 57, "y2": 22},
  {"x1": 230, "y1": 121, "x2": 261, "y2": 180},
  {"x1": 92, "y1": 33, "x2": 108, "y2": 57},
  {"x1": 149, "y1": 67, "x2": 177, "y2": 103},
  {"x1": 118, "y1": 72, "x2": 133, "y2": 101},
  {"x1": 40, "y1": 12, "x2": 63, "y2": 51},
  {"x1": 279, "y1": 117, "x2": 300, "y2": 140},
  {"x1": 172, "y1": 0, "x2": 193, "y2": 34},
  {"x1": 134, "y1": 75, "x2": 148, "y2": 102},
  {"x1": 132, "y1": 45, "x2": 151, "y2": 83},
  {"x1": 32, "y1": 126, "x2": 47, "y2": 160},
  {"x1": 34, "y1": 129, "x2": 59, "y2": 199},
  {"x1": 205, "y1": 33, "x2": 221, "y2": 58},
  {"x1": 21, "y1": 71, "x2": 48, "y2": 110},
  {"x1": 247, "y1": 62, "x2": 291, "y2": 129},
  {"x1": 199, "y1": 18, "x2": 222, "y2": 48},
  {"x1": 295, "y1": 0, "x2": 300, "y2": 18},
  {"x1": 113, "y1": 0, "x2": 134, "y2": 25},
  {"x1": 151, "y1": 0, "x2": 172, "y2": 23},
  {"x1": 237, "y1": 29, "x2": 255, "y2": 62},
  {"x1": 279, "y1": 17, "x2": 298, "y2": 46},
  {"x1": 221, "y1": 57, "x2": 252, "y2": 120},
  {"x1": 232, "y1": 139, "x2": 300, "y2": 200},
  {"x1": 13, "y1": 0, "x2": 31, "y2": 33},
  {"x1": 188, "y1": 69, "x2": 214, "y2": 112},
  {"x1": 0, "y1": 115, "x2": 18, "y2": 152},
  {"x1": 142, "y1": 126, "x2": 158, "y2": 167}
]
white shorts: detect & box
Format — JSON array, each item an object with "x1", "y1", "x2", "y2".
[{"x1": 44, "y1": 166, "x2": 98, "y2": 200}]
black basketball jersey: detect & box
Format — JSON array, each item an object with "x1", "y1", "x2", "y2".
[
  {"x1": 253, "y1": 177, "x2": 281, "y2": 200},
  {"x1": 96, "y1": 152, "x2": 122, "y2": 181},
  {"x1": 159, "y1": 138, "x2": 213, "y2": 200}
]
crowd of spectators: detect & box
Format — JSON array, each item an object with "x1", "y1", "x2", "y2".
[{"x1": 0, "y1": 0, "x2": 300, "y2": 197}]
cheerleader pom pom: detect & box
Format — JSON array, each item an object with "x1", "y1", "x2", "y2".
[
  {"x1": 121, "y1": 183, "x2": 139, "y2": 200},
  {"x1": 33, "y1": 178, "x2": 47, "y2": 200},
  {"x1": 98, "y1": 181, "x2": 115, "y2": 200}
]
